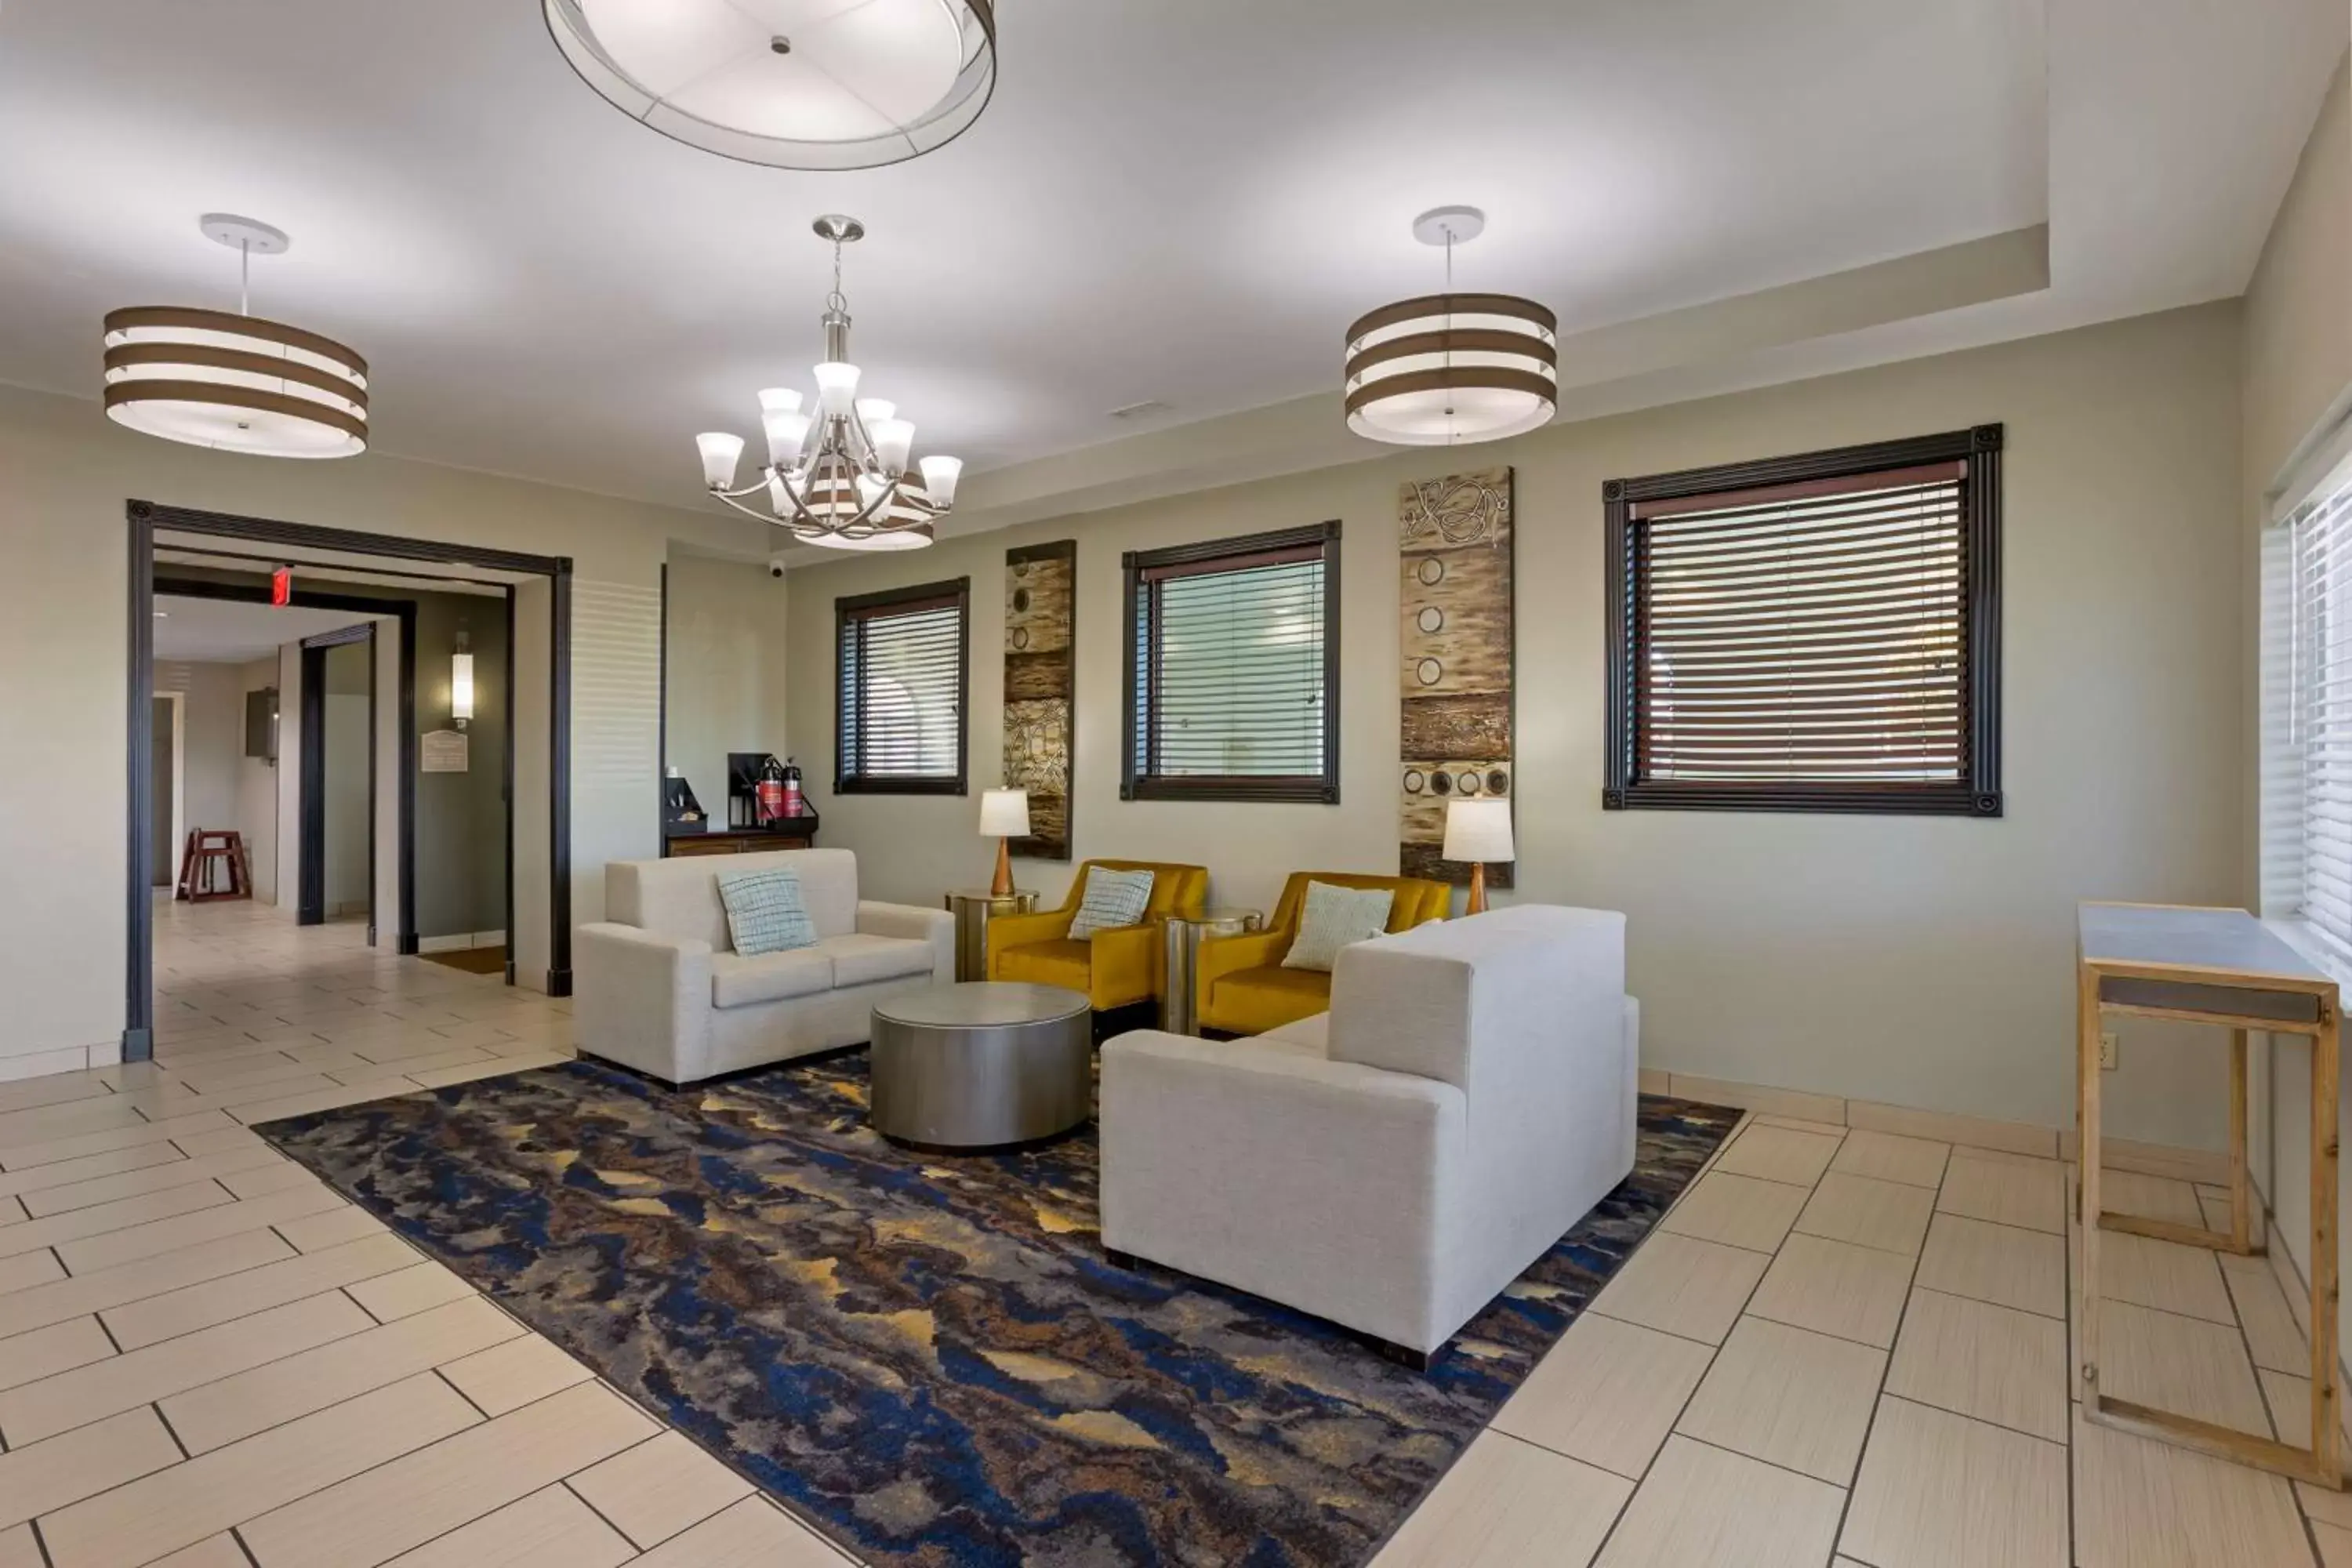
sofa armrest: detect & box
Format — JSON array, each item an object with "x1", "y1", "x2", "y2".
[
  {"x1": 857, "y1": 900, "x2": 956, "y2": 984},
  {"x1": 985, "y1": 906, "x2": 1076, "y2": 976},
  {"x1": 1196, "y1": 927, "x2": 1287, "y2": 988},
  {"x1": 1085, "y1": 921, "x2": 1164, "y2": 1007},
  {"x1": 575, "y1": 922, "x2": 713, "y2": 1083},
  {"x1": 1098, "y1": 1030, "x2": 1462, "y2": 1351}
]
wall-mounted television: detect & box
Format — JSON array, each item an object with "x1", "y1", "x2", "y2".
[{"x1": 244, "y1": 687, "x2": 278, "y2": 762}]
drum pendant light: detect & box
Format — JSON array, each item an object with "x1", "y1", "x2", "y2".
[
  {"x1": 1344, "y1": 206, "x2": 1556, "y2": 447},
  {"x1": 102, "y1": 215, "x2": 368, "y2": 459}
]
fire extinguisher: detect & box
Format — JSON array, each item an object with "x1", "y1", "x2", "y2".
[
  {"x1": 755, "y1": 756, "x2": 788, "y2": 826},
  {"x1": 781, "y1": 757, "x2": 805, "y2": 819}
]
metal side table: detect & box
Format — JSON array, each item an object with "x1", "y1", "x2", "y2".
[
  {"x1": 869, "y1": 982, "x2": 1092, "y2": 1149},
  {"x1": 943, "y1": 887, "x2": 1039, "y2": 982},
  {"x1": 1161, "y1": 909, "x2": 1262, "y2": 1034}
]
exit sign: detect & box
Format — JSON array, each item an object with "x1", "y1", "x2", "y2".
[{"x1": 270, "y1": 566, "x2": 292, "y2": 607}]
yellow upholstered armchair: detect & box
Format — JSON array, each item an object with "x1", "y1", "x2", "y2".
[
  {"x1": 987, "y1": 860, "x2": 1209, "y2": 1011},
  {"x1": 1196, "y1": 871, "x2": 1450, "y2": 1036}
]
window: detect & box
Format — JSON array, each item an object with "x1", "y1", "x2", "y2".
[
  {"x1": 1604, "y1": 426, "x2": 2003, "y2": 815},
  {"x1": 2270, "y1": 473, "x2": 2352, "y2": 961},
  {"x1": 836, "y1": 578, "x2": 969, "y2": 794},
  {"x1": 1123, "y1": 522, "x2": 1341, "y2": 803}
]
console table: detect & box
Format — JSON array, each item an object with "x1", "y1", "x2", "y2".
[{"x1": 2077, "y1": 901, "x2": 2341, "y2": 1486}]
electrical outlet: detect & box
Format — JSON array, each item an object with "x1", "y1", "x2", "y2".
[{"x1": 2100, "y1": 1032, "x2": 2119, "y2": 1072}]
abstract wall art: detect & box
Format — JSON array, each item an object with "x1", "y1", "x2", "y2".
[
  {"x1": 1004, "y1": 540, "x2": 1075, "y2": 858},
  {"x1": 1399, "y1": 467, "x2": 1514, "y2": 887}
]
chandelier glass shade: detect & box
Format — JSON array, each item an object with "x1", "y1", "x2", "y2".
[
  {"x1": 103, "y1": 216, "x2": 368, "y2": 459},
  {"x1": 544, "y1": 0, "x2": 996, "y2": 172},
  {"x1": 696, "y1": 216, "x2": 957, "y2": 551},
  {"x1": 1345, "y1": 207, "x2": 1556, "y2": 448}
]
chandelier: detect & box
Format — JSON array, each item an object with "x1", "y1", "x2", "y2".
[
  {"x1": 543, "y1": 0, "x2": 996, "y2": 172},
  {"x1": 103, "y1": 215, "x2": 368, "y2": 459},
  {"x1": 696, "y1": 216, "x2": 959, "y2": 553},
  {"x1": 1344, "y1": 205, "x2": 1556, "y2": 447}
]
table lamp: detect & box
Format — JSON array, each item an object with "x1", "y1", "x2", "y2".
[
  {"x1": 979, "y1": 788, "x2": 1029, "y2": 898},
  {"x1": 1443, "y1": 797, "x2": 1515, "y2": 915}
]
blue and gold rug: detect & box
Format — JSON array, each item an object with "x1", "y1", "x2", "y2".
[{"x1": 260, "y1": 1054, "x2": 1737, "y2": 1567}]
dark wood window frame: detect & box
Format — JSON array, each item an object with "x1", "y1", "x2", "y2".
[
  {"x1": 1603, "y1": 424, "x2": 2003, "y2": 817},
  {"x1": 835, "y1": 577, "x2": 971, "y2": 797},
  {"x1": 1121, "y1": 521, "x2": 1343, "y2": 804}
]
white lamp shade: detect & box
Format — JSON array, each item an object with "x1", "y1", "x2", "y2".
[
  {"x1": 757, "y1": 387, "x2": 802, "y2": 416},
  {"x1": 814, "y1": 361, "x2": 861, "y2": 414},
  {"x1": 855, "y1": 398, "x2": 896, "y2": 425},
  {"x1": 449, "y1": 653, "x2": 475, "y2": 723},
  {"x1": 1443, "y1": 797, "x2": 1514, "y2": 862},
  {"x1": 920, "y1": 453, "x2": 963, "y2": 507},
  {"x1": 979, "y1": 788, "x2": 1029, "y2": 837},
  {"x1": 871, "y1": 417, "x2": 915, "y2": 474},
  {"x1": 695, "y1": 430, "x2": 743, "y2": 488},
  {"x1": 762, "y1": 408, "x2": 811, "y2": 466}
]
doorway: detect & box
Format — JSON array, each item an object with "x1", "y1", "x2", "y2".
[
  {"x1": 150, "y1": 695, "x2": 182, "y2": 887},
  {"x1": 125, "y1": 500, "x2": 575, "y2": 1063}
]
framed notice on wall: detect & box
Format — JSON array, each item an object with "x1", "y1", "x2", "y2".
[{"x1": 421, "y1": 728, "x2": 470, "y2": 774}]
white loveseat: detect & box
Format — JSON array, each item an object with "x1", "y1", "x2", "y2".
[
  {"x1": 1099, "y1": 905, "x2": 1639, "y2": 1363},
  {"x1": 576, "y1": 848, "x2": 953, "y2": 1084}
]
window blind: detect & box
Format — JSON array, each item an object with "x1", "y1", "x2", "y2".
[
  {"x1": 2288, "y1": 481, "x2": 2352, "y2": 961},
  {"x1": 1123, "y1": 526, "x2": 1340, "y2": 802},
  {"x1": 837, "y1": 580, "x2": 967, "y2": 793},
  {"x1": 1633, "y1": 463, "x2": 1969, "y2": 786}
]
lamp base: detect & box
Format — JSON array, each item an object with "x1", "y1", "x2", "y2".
[
  {"x1": 1465, "y1": 861, "x2": 1488, "y2": 916},
  {"x1": 990, "y1": 837, "x2": 1014, "y2": 898}
]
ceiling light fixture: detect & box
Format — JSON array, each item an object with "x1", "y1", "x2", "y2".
[
  {"x1": 696, "y1": 216, "x2": 959, "y2": 553},
  {"x1": 102, "y1": 216, "x2": 368, "y2": 459},
  {"x1": 543, "y1": 0, "x2": 996, "y2": 172},
  {"x1": 1344, "y1": 206, "x2": 1556, "y2": 447}
]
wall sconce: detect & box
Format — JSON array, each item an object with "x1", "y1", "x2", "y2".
[{"x1": 450, "y1": 633, "x2": 474, "y2": 730}]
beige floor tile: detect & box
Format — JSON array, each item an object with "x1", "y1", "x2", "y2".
[
  {"x1": 172, "y1": 1127, "x2": 272, "y2": 1160},
  {"x1": 275, "y1": 1203, "x2": 388, "y2": 1252},
  {"x1": 1665, "y1": 1075, "x2": 1846, "y2": 1127},
  {"x1": 0, "y1": 1406, "x2": 183, "y2": 1530},
  {"x1": 0, "y1": 1316, "x2": 115, "y2": 1393},
  {"x1": 630, "y1": 1496, "x2": 848, "y2": 1567},
  {"x1": 1840, "y1": 1396, "x2": 2066, "y2": 1567},
  {"x1": 1712, "y1": 1124, "x2": 1842, "y2": 1187},
  {"x1": 1937, "y1": 1152, "x2": 2066, "y2": 1235},
  {"x1": 347, "y1": 1260, "x2": 480, "y2": 1322},
  {"x1": 37, "y1": 1373, "x2": 481, "y2": 1568},
  {"x1": 103, "y1": 1231, "x2": 417, "y2": 1349},
  {"x1": 0, "y1": 1180, "x2": 235, "y2": 1264},
  {"x1": 1674, "y1": 1315, "x2": 1883, "y2": 1484},
  {"x1": 1491, "y1": 1311, "x2": 1714, "y2": 1479},
  {"x1": 2218, "y1": 1252, "x2": 2309, "y2": 1375},
  {"x1": 2096, "y1": 1169, "x2": 2205, "y2": 1228},
  {"x1": 1370, "y1": 1430, "x2": 1630, "y2": 1568},
  {"x1": 215, "y1": 1160, "x2": 314, "y2": 1200},
  {"x1": 239, "y1": 1380, "x2": 660, "y2": 1568},
  {"x1": 168, "y1": 1058, "x2": 325, "y2": 1098},
  {"x1": 0, "y1": 1110, "x2": 238, "y2": 1173},
  {"x1": 0, "y1": 1249, "x2": 65, "y2": 1298},
  {"x1": 1795, "y1": 1171, "x2": 1936, "y2": 1257},
  {"x1": 139, "y1": 1537, "x2": 253, "y2": 1568},
  {"x1": 1915, "y1": 1212, "x2": 2067, "y2": 1319},
  {"x1": 1746, "y1": 1232, "x2": 1914, "y2": 1349},
  {"x1": 0, "y1": 1076, "x2": 112, "y2": 1116},
  {"x1": 1594, "y1": 1434, "x2": 1844, "y2": 1568},
  {"x1": 0, "y1": 1141, "x2": 188, "y2": 1202},
  {"x1": 1588, "y1": 1232, "x2": 1769, "y2": 1346},
  {"x1": 56, "y1": 1184, "x2": 344, "y2": 1275},
  {"x1": 569, "y1": 1432, "x2": 757, "y2": 1549},
  {"x1": 1828, "y1": 1128, "x2": 1950, "y2": 1189},
  {"x1": 1659, "y1": 1171, "x2": 1811, "y2": 1254},
  {"x1": 438, "y1": 1334, "x2": 593, "y2": 1416},
  {"x1": 2253, "y1": 1368, "x2": 2352, "y2": 1455},
  {"x1": 329, "y1": 1047, "x2": 496, "y2": 1085},
  {"x1": 18, "y1": 1144, "x2": 284, "y2": 1218},
  {"x1": 1755, "y1": 1114, "x2": 1849, "y2": 1136},
  {"x1": 0, "y1": 1290, "x2": 372, "y2": 1446},
  {"x1": 2318, "y1": 1520, "x2": 2352, "y2": 1567},
  {"x1": 1885, "y1": 1287, "x2": 2067, "y2": 1443},
  {"x1": 2071, "y1": 1406, "x2": 2312, "y2": 1568},
  {"x1": 228, "y1": 1076, "x2": 423, "y2": 1125},
  {"x1": 409, "y1": 1052, "x2": 572, "y2": 1087},
  {"x1": 0, "y1": 1095, "x2": 151, "y2": 1153},
  {"x1": 2082, "y1": 1229, "x2": 2236, "y2": 1326},
  {"x1": 0, "y1": 1524, "x2": 41, "y2": 1568},
  {"x1": 0, "y1": 1229, "x2": 292, "y2": 1341},
  {"x1": 1846, "y1": 1101, "x2": 2056, "y2": 1158},
  {"x1": 2077, "y1": 1296, "x2": 2270, "y2": 1437},
  {"x1": 382, "y1": 1484, "x2": 636, "y2": 1568}
]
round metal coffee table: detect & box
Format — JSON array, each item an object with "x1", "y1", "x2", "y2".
[{"x1": 869, "y1": 982, "x2": 1092, "y2": 1149}]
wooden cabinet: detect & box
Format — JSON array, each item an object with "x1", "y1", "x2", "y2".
[{"x1": 662, "y1": 821, "x2": 818, "y2": 858}]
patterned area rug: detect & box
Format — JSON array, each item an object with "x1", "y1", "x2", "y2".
[{"x1": 260, "y1": 1054, "x2": 1737, "y2": 1567}]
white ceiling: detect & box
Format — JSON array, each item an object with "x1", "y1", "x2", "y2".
[
  {"x1": 152, "y1": 595, "x2": 373, "y2": 663},
  {"x1": 0, "y1": 0, "x2": 2341, "y2": 535}
]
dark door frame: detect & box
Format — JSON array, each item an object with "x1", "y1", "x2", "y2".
[
  {"x1": 128, "y1": 500, "x2": 574, "y2": 1063},
  {"x1": 296, "y1": 622, "x2": 379, "y2": 933}
]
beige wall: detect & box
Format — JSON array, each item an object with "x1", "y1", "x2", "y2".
[
  {"x1": 0, "y1": 378, "x2": 763, "y2": 1076},
  {"x1": 662, "y1": 555, "x2": 790, "y2": 816},
  {"x1": 789, "y1": 304, "x2": 2247, "y2": 1146}
]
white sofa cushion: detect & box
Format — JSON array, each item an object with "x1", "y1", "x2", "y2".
[
  {"x1": 607, "y1": 848, "x2": 865, "y2": 953},
  {"x1": 714, "y1": 866, "x2": 818, "y2": 956},
  {"x1": 820, "y1": 933, "x2": 938, "y2": 989},
  {"x1": 1258, "y1": 1012, "x2": 1330, "y2": 1056},
  {"x1": 710, "y1": 949, "x2": 834, "y2": 1009}
]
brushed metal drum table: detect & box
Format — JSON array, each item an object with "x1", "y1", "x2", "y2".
[{"x1": 869, "y1": 982, "x2": 1092, "y2": 1149}]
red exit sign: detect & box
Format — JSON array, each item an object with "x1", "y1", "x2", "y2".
[{"x1": 270, "y1": 566, "x2": 292, "y2": 606}]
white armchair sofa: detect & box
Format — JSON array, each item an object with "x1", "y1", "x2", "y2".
[
  {"x1": 576, "y1": 848, "x2": 953, "y2": 1085},
  {"x1": 1099, "y1": 905, "x2": 1639, "y2": 1365}
]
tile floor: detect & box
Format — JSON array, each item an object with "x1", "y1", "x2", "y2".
[
  {"x1": 1377, "y1": 1114, "x2": 2350, "y2": 1568},
  {"x1": 5, "y1": 898, "x2": 2347, "y2": 1566}
]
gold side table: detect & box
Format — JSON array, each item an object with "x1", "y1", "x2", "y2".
[
  {"x1": 1162, "y1": 909, "x2": 1262, "y2": 1034},
  {"x1": 944, "y1": 887, "x2": 1040, "y2": 982}
]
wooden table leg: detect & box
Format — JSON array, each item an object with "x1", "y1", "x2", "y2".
[
  {"x1": 2080, "y1": 962, "x2": 2104, "y2": 1406},
  {"x1": 2231, "y1": 1028, "x2": 2252, "y2": 1254},
  {"x1": 2314, "y1": 1007, "x2": 2342, "y2": 1486}
]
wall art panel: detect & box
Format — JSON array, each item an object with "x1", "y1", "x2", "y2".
[
  {"x1": 1004, "y1": 540, "x2": 1075, "y2": 858},
  {"x1": 1399, "y1": 469, "x2": 1513, "y2": 887}
]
